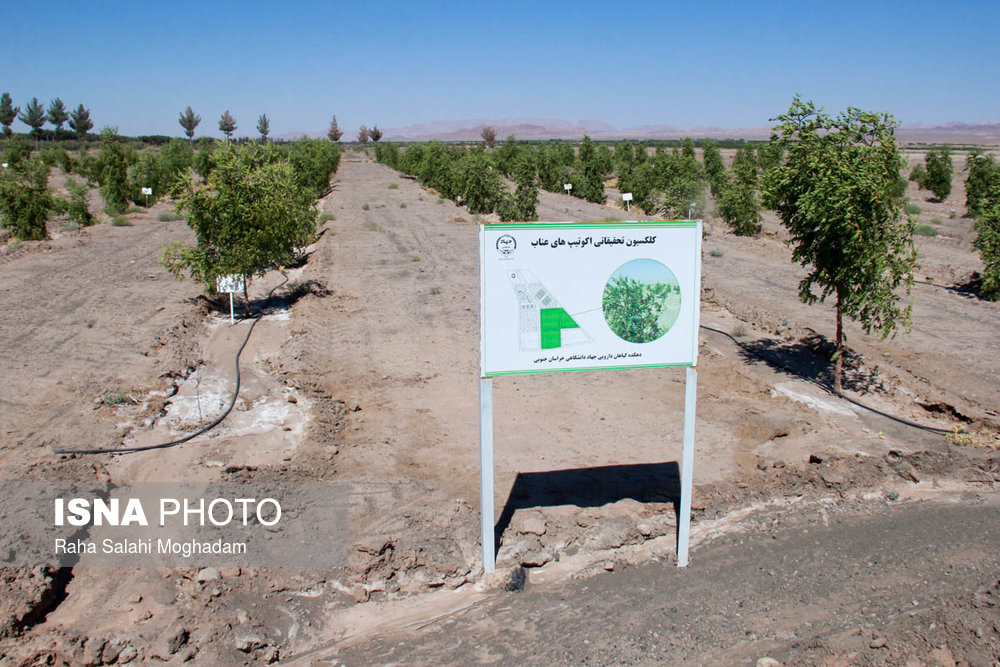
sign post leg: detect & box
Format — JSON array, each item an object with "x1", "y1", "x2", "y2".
[
  {"x1": 229, "y1": 293, "x2": 235, "y2": 325},
  {"x1": 677, "y1": 366, "x2": 697, "y2": 567},
  {"x1": 480, "y1": 377, "x2": 496, "y2": 574}
]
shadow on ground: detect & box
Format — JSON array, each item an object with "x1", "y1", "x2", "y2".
[{"x1": 495, "y1": 462, "x2": 680, "y2": 549}]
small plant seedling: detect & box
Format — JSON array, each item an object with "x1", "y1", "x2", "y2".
[
  {"x1": 319, "y1": 212, "x2": 336, "y2": 222},
  {"x1": 111, "y1": 215, "x2": 132, "y2": 226},
  {"x1": 930, "y1": 218, "x2": 942, "y2": 225},
  {"x1": 436, "y1": 198, "x2": 444, "y2": 205},
  {"x1": 362, "y1": 203, "x2": 370, "y2": 210},
  {"x1": 709, "y1": 248, "x2": 724, "y2": 257},
  {"x1": 126, "y1": 205, "x2": 146, "y2": 214},
  {"x1": 365, "y1": 221, "x2": 379, "y2": 231},
  {"x1": 914, "y1": 223, "x2": 938, "y2": 237},
  {"x1": 732, "y1": 324, "x2": 747, "y2": 338},
  {"x1": 400, "y1": 202, "x2": 407, "y2": 208},
  {"x1": 429, "y1": 286, "x2": 441, "y2": 295},
  {"x1": 904, "y1": 202, "x2": 921, "y2": 216},
  {"x1": 388, "y1": 183, "x2": 399, "y2": 189},
  {"x1": 411, "y1": 255, "x2": 420, "y2": 262}
]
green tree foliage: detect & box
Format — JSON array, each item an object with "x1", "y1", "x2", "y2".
[
  {"x1": 718, "y1": 144, "x2": 761, "y2": 235},
  {"x1": 96, "y1": 127, "x2": 137, "y2": 212},
  {"x1": 762, "y1": 97, "x2": 916, "y2": 392},
  {"x1": 459, "y1": 150, "x2": 503, "y2": 214},
  {"x1": 374, "y1": 140, "x2": 400, "y2": 167},
  {"x1": 47, "y1": 98, "x2": 69, "y2": 138},
  {"x1": 2, "y1": 136, "x2": 32, "y2": 167},
  {"x1": 162, "y1": 142, "x2": 317, "y2": 294},
  {"x1": 158, "y1": 138, "x2": 194, "y2": 194},
  {"x1": 493, "y1": 135, "x2": 521, "y2": 176},
  {"x1": 256, "y1": 114, "x2": 270, "y2": 142},
  {"x1": 62, "y1": 178, "x2": 95, "y2": 227},
  {"x1": 327, "y1": 115, "x2": 343, "y2": 142},
  {"x1": 0, "y1": 93, "x2": 19, "y2": 137},
  {"x1": 974, "y1": 180, "x2": 1000, "y2": 300},
  {"x1": 369, "y1": 126, "x2": 383, "y2": 143},
  {"x1": 69, "y1": 104, "x2": 93, "y2": 141},
  {"x1": 0, "y1": 156, "x2": 54, "y2": 240},
  {"x1": 287, "y1": 137, "x2": 341, "y2": 197},
  {"x1": 964, "y1": 150, "x2": 999, "y2": 218},
  {"x1": 700, "y1": 138, "x2": 726, "y2": 196},
  {"x1": 602, "y1": 277, "x2": 675, "y2": 343},
  {"x1": 756, "y1": 142, "x2": 784, "y2": 172},
  {"x1": 358, "y1": 125, "x2": 369, "y2": 144},
  {"x1": 193, "y1": 144, "x2": 214, "y2": 184},
  {"x1": 680, "y1": 137, "x2": 696, "y2": 161},
  {"x1": 909, "y1": 163, "x2": 927, "y2": 186},
  {"x1": 923, "y1": 147, "x2": 952, "y2": 200},
  {"x1": 18, "y1": 98, "x2": 46, "y2": 142},
  {"x1": 218, "y1": 110, "x2": 237, "y2": 140},
  {"x1": 129, "y1": 151, "x2": 163, "y2": 204},
  {"x1": 572, "y1": 136, "x2": 606, "y2": 203},
  {"x1": 178, "y1": 106, "x2": 201, "y2": 142},
  {"x1": 498, "y1": 153, "x2": 539, "y2": 222}
]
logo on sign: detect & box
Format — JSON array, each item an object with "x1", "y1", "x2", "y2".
[{"x1": 495, "y1": 234, "x2": 516, "y2": 257}]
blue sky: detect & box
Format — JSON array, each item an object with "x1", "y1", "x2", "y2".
[{"x1": 3, "y1": 0, "x2": 997, "y2": 138}]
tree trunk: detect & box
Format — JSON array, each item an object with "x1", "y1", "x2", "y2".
[{"x1": 834, "y1": 289, "x2": 844, "y2": 393}]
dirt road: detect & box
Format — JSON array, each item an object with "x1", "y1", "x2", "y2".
[{"x1": 330, "y1": 498, "x2": 1000, "y2": 666}]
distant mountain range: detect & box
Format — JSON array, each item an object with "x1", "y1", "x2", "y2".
[
  {"x1": 375, "y1": 117, "x2": 1000, "y2": 144},
  {"x1": 276, "y1": 118, "x2": 1000, "y2": 144}
]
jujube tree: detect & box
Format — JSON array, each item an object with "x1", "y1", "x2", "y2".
[{"x1": 762, "y1": 96, "x2": 917, "y2": 392}]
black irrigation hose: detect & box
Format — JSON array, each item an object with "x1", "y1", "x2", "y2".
[
  {"x1": 699, "y1": 324, "x2": 963, "y2": 436},
  {"x1": 54, "y1": 275, "x2": 290, "y2": 456}
]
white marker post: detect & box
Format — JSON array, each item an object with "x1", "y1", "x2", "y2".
[
  {"x1": 215, "y1": 274, "x2": 246, "y2": 324},
  {"x1": 564, "y1": 183, "x2": 572, "y2": 195},
  {"x1": 622, "y1": 192, "x2": 633, "y2": 212},
  {"x1": 141, "y1": 186, "x2": 153, "y2": 208},
  {"x1": 480, "y1": 220, "x2": 702, "y2": 572}
]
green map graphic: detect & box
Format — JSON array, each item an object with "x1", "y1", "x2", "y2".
[{"x1": 540, "y1": 307, "x2": 581, "y2": 349}]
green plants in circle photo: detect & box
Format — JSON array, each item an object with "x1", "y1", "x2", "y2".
[{"x1": 602, "y1": 258, "x2": 682, "y2": 343}]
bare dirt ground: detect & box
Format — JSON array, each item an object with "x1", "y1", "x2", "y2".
[{"x1": 0, "y1": 149, "x2": 997, "y2": 665}]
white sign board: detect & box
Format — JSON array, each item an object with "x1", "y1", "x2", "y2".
[
  {"x1": 563, "y1": 183, "x2": 572, "y2": 191},
  {"x1": 622, "y1": 192, "x2": 633, "y2": 201},
  {"x1": 141, "y1": 187, "x2": 153, "y2": 196},
  {"x1": 480, "y1": 221, "x2": 701, "y2": 377},
  {"x1": 216, "y1": 274, "x2": 245, "y2": 294}
]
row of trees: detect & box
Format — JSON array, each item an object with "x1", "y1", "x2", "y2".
[
  {"x1": 1, "y1": 93, "x2": 93, "y2": 142},
  {"x1": 0, "y1": 130, "x2": 340, "y2": 242},
  {"x1": 178, "y1": 108, "x2": 383, "y2": 145}
]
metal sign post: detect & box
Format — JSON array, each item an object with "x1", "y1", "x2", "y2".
[
  {"x1": 479, "y1": 221, "x2": 702, "y2": 573},
  {"x1": 480, "y1": 378, "x2": 496, "y2": 573},
  {"x1": 563, "y1": 183, "x2": 572, "y2": 195},
  {"x1": 141, "y1": 186, "x2": 153, "y2": 208},
  {"x1": 622, "y1": 192, "x2": 633, "y2": 212},
  {"x1": 216, "y1": 274, "x2": 246, "y2": 324}
]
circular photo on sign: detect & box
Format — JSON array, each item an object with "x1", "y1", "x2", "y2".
[{"x1": 602, "y1": 259, "x2": 682, "y2": 344}]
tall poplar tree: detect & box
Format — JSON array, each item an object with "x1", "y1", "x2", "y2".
[
  {"x1": 327, "y1": 115, "x2": 343, "y2": 142},
  {"x1": 178, "y1": 106, "x2": 201, "y2": 143},
  {"x1": 47, "y1": 98, "x2": 69, "y2": 138},
  {"x1": 218, "y1": 110, "x2": 237, "y2": 140},
  {"x1": 0, "y1": 93, "x2": 18, "y2": 137},
  {"x1": 18, "y1": 98, "x2": 46, "y2": 143},
  {"x1": 256, "y1": 114, "x2": 270, "y2": 142},
  {"x1": 69, "y1": 104, "x2": 94, "y2": 141}
]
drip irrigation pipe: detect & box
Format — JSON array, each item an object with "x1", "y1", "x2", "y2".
[
  {"x1": 698, "y1": 324, "x2": 964, "y2": 436},
  {"x1": 54, "y1": 275, "x2": 289, "y2": 456}
]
